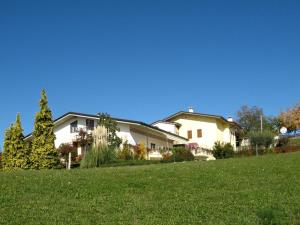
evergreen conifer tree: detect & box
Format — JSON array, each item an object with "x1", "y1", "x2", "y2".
[
  {"x1": 13, "y1": 114, "x2": 31, "y2": 168},
  {"x1": 2, "y1": 124, "x2": 14, "y2": 169},
  {"x1": 2, "y1": 114, "x2": 30, "y2": 169},
  {"x1": 31, "y1": 90, "x2": 59, "y2": 169}
]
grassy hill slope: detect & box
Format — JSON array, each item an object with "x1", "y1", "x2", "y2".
[{"x1": 1, "y1": 153, "x2": 300, "y2": 225}]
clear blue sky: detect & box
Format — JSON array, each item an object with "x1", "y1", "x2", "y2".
[{"x1": 1, "y1": 0, "x2": 299, "y2": 148}]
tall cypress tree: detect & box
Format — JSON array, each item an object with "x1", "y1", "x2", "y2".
[
  {"x1": 2, "y1": 124, "x2": 14, "y2": 169},
  {"x1": 13, "y1": 114, "x2": 31, "y2": 168},
  {"x1": 31, "y1": 90, "x2": 59, "y2": 169},
  {"x1": 2, "y1": 114, "x2": 30, "y2": 169}
]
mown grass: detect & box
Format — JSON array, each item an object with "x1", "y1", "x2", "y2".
[{"x1": 1, "y1": 153, "x2": 300, "y2": 225}]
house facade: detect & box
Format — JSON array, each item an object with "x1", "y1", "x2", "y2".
[
  {"x1": 152, "y1": 108, "x2": 241, "y2": 151},
  {"x1": 24, "y1": 112, "x2": 188, "y2": 160}
]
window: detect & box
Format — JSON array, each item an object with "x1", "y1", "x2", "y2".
[
  {"x1": 86, "y1": 119, "x2": 94, "y2": 131},
  {"x1": 197, "y1": 129, "x2": 202, "y2": 138},
  {"x1": 70, "y1": 120, "x2": 78, "y2": 133},
  {"x1": 187, "y1": 130, "x2": 192, "y2": 139},
  {"x1": 151, "y1": 143, "x2": 156, "y2": 150}
]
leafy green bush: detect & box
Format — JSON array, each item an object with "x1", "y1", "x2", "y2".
[
  {"x1": 276, "y1": 136, "x2": 289, "y2": 147},
  {"x1": 212, "y1": 142, "x2": 234, "y2": 159},
  {"x1": 174, "y1": 147, "x2": 194, "y2": 162},
  {"x1": 80, "y1": 145, "x2": 116, "y2": 169},
  {"x1": 162, "y1": 147, "x2": 194, "y2": 162}
]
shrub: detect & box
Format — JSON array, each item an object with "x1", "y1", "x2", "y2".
[
  {"x1": 117, "y1": 141, "x2": 134, "y2": 160},
  {"x1": 80, "y1": 145, "x2": 116, "y2": 169},
  {"x1": 134, "y1": 143, "x2": 147, "y2": 160},
  {"x1": 161, "y1": 151, "x2": 172, "y2": 161},
  {"x1": 57, "y1": 143, "x2": 77, "y2": 167},
  {"x1": 173, "y1": 147, "x2": 194, "y2": 162},
  {"x1": 212, "y1": 142, "x2": 234, "y2": 159},
  {"x1": 162, "y1": 147, "x2": 194, "y2": 162},
  {"x1": 276, "y1": 136, "x2": 289, "y2": 147},
  {"x1": 275, "y1": 145, "x2": 300, "y2": 153}
]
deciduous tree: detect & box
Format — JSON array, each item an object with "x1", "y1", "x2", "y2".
[
  {"x1": 236, "y1": 105, "x2": 280, "y2": 135},
  {"x1": 97, "y1": 113, "x2": 122, "y2": 149},
  {"x1": 236, "y1": 105, "x2": 264, "y2": 134},
  {"x1": 279, "y1": 103, "x2": 300, "y2": 132}
]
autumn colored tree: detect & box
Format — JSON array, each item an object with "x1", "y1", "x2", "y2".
[
  {"x1": 134, "y1": 142, "x2": 147, "y2": 160},
  {"x1": 57, "y1": 143, "x2": 77, "y2": 168},
  {"x1": 279, "y1": 103, "x2": 300, "y2": 132},
  {"x1": 75, "y1": 128, "x2": 93, "y2": 156}
]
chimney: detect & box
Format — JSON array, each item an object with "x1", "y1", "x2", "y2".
[
  {"x1": 227, "y1": 117, "x2": 233, "y2": 122},
  {"x1": 188, "y1": 106, "x2": 194, "y2": 113}
]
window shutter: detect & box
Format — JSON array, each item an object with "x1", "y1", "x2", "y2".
[
  {"x1": 197, "y1": 129, "x2": 202, "y2": 138},
  {"x1": 187, "y1": 130, "x2": 192, "y2": 139}
]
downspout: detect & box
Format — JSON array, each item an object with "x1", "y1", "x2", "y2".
[
  {"x1": 146, "y1": 135, "x2": 149, "y2": 160},
  {"x1": 166, "y1": 135, "x2": 169, "y2": 149}
]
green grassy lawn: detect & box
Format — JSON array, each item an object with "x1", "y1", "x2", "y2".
[{"x1": 1, "y1": 153, "x2": 300, "y2": 225}]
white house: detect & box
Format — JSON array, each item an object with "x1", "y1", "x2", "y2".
[
  {"x1": 152, "y1": 107, "x2": 242, "y2": 156},
  {"x1": 24, "y1": 112, "x2": 188, "y2": 160},
  {"x1": 24, "y1": 108, "x2": 241, "y2": 160}
]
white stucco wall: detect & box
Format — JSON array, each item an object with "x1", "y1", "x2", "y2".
[
  {"x1": 153, "y1": 122, "x2": 177, "y2": 134},
  {"x1": 54, "y1": 117, "x2": 92, "y2": 148},
  {"x1": 216, "y1": 124, "x2": 237, "y2": 149},
  {"x1": 172, "y1": 117, "x2": 218, "y2": 149},
  {"x1": 166, "y1": 116, "x2": 236, "y2": 150}
]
